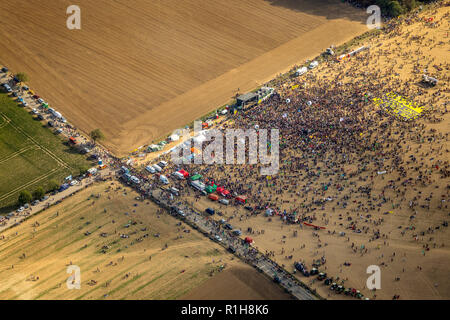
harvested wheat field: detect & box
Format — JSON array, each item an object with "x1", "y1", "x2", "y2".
[
  {"x1": 181, "y1": 264, "x2": 293, "y2": 300},
  {"x1": 0, "y1": 0, "x2": 367, "y2": 156},
  {"x1": 0, "y1": 181, "x2": 274, "y2": 300}
]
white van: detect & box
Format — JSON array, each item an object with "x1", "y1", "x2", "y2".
[
  {"x1": 160, "y1": 175, "x2": 169, "y2": 185},
  {"x1": 145, "y1": 165, "x2": 156, "y2": 174},
  {"x1": 153, "y1": 164, "x2": 162, "y2": 172},
  {"x1": 173, "y1": 171, "x2": 184, "y2": 180}
]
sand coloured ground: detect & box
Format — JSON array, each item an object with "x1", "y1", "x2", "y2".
[{"x1": 0, "y1": 0, "x2": 367, "y2": 155}]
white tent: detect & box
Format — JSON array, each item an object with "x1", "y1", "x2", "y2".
[
  {"x1": 295, "y1": 67, "x2": 307, "y2": 76},
  {"x1": 193, "y1": 134, "x2": 206, "y2": 144}
]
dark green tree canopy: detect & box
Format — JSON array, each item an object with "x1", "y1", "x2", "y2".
[{"x1": 18, "y1": 190, "x2": 32, "y2": 205}]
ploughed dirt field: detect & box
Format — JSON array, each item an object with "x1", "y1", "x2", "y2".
[
  {"x1": 0, "y1": 181, "x2": 287, "y2": 300},
  {"x1": 0, "y1": 0, "x2": 367, "y2": 156}
]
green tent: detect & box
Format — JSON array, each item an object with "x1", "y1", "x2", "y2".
[
  {"x1": 190, "y1": 174, "x2": 202, "y2": 181},
  {"x1": 204, "y1": 184, "x2": 217, "y2": 193}
]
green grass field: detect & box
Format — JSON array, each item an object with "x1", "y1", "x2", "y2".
[{"x1": 0, "y1": 93, "x2": 91, "y2": 212}]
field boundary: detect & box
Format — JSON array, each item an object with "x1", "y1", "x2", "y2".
[{"x1": 0, "y1": 110, "x2": 71, "y2": 205}]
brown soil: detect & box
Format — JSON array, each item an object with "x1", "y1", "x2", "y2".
[{"x1": 0, "y1": 0, "x2": 367, "y2": 156}]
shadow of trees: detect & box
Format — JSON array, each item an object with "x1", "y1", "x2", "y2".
[{"x1": 265, "y1": 0, "x2": 367, "y2": 22}]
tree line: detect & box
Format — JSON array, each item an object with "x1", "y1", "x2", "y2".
[{"x1": 350, "y1": 0, "x2": 436, "y2": 17}]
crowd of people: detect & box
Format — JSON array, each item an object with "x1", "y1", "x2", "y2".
[{"x1": 139, "y1": 2, "x2": 449, "y2": 299}]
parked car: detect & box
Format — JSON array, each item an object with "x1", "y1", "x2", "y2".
[
  {"x1": 232, "y1": 229, "x2": 242, "y2": 236},
  {"x1": 158, "y1": 161, "x2": 168, "y2": 168},
  {"x1": 58, "y1": 183, "x2": 69, "y2": 192},
  {"x1": 130, "y1": 176, "x2": 140, "y2": 185},
  {"x1": 205, "y1": 208, "x2": 215, "y2": 215}
]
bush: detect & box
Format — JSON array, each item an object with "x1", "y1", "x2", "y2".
[
  {"x1": 48, "y1": 180, "x2": 60, "y2": 192},
  {"x1": 388, "y1": 1, "x2": 404, "y2": 16},
  {"x1": 90, "y1": 128, "x2": 105, "y2": 143},
  {"x1": 18, "y1": 190, "x2": 32, "y2": 205},
  {"x1": 15, "y1": 72, "x2": 29, "y2": 82},
  {"x1": 32, "y1": 187, "x2": 45, "y2": 200},
  {"x1": 350, "y1": 0, "x2": 427, "y2": 17},
  {"x1": 78, "y1": 164, "x2": 90, "y2": 175}
]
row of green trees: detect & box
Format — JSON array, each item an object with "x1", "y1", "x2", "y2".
[
  {"x1": 17, "y1": 180, "x2": 59, "y2": 205},
  {"x1": 351, "y1": 0, "x2": 435, "y2": 16},
  {"x1": 17, "y1": 163, "x2": 91, "y2": 206}
]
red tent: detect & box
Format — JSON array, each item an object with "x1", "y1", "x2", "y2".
[
  {"x1": 216, "y1": 187, "x2": 230, "y2": 197},
  {"x1": 178, "y1": 169, "x2": 189, "y2": 178}
]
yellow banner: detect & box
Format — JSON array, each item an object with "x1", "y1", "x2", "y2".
[{"x1": 373, "y1": 92, "x2": 424, "y2": 121}]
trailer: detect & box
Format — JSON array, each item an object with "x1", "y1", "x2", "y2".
[
  {"x1": 190, "y1": 180, "x2": 205, "y2": 192},
  {"x1": 208, "y1": 194, "x2": 219, "y2": 201},
  {"x1": 235, "y1": 195, "x2": 247, "y2": 204}
]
